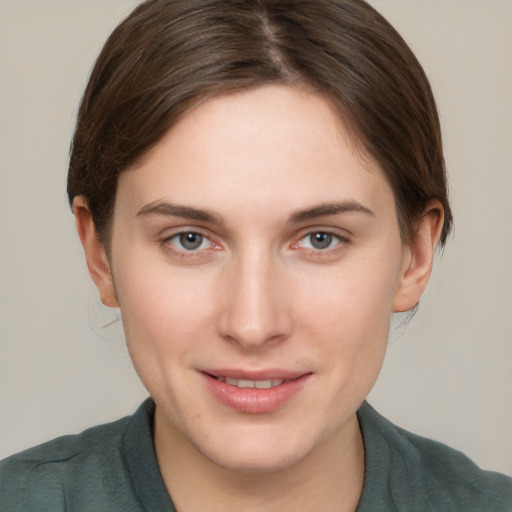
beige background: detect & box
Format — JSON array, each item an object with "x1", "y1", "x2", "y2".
[{"x1": 1, "y1": 1, "x2": 511, "y2": 475}]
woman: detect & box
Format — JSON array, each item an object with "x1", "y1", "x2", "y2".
[{"x1": 1, "y1": 0, "x2": 511, "y2": 510}]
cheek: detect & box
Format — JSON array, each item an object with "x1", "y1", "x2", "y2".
[
  {"x1": 113, "y1": 257, "x2": 218, "y2": 360},
  {"x1": 113, "y1": 261, "x2": 221, "y2": 409},
  {"x1": 291, "y1": 250, "x2": 401, "y2": 396},
  {"x1": 295, "y1": 258, "x2": 399, "y2": 338}
]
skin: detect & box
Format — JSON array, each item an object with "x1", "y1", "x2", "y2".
[{"x1": 74, "y1": 85, "x2": 443, "y2": 512}]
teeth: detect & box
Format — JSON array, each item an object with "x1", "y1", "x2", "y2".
[
  {"x1": 255, "y1": 380, "x2": 272, "y2": 389},
  {"x1": 219, "y1": 377, "x2": 285, "y2": 389}
]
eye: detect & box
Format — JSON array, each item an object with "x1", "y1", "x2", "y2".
[
  {"x1": 167, "y1": 232, "x2": 212, "y2": 251},
  {"x1": 299, "y1": 231, "x2": 341, "y2": 250}
]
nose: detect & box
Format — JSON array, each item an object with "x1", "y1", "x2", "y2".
[{"x1": 216, "y1": 249, "x2": 293, "y2": 350}]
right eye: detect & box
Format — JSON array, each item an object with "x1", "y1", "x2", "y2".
[
  {"x1": 300, "y1": 232, "x2": 338, "y2": 250},
  {"x1": 297, "y1": 231, "x2": 344, "y2": 251},
  {"x1": 166, "y1": 232, "x2": 213, "y2": 252}
]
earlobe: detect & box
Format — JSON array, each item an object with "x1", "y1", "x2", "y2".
[
  {"x1": 73, "y1": 196, "x2": 119, "y2": 308},
  {"x1": 392, "y1": 201, "x2": 445, "y2": 313}
]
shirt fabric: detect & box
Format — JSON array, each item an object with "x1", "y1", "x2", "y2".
[{"x1": 1, "y1": 399, "x2": 511, "y2": 511}]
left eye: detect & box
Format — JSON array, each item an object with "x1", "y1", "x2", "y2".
[
  {"x1": 299, "y1": 232, "x2": 341, "y2": 250},
  {"x1": 168, "y1": 232, "x2": 212, "y2": 251}
]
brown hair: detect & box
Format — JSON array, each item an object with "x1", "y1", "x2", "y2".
[{"x1": 67, "y1": 0, "x2": 453, "y2": 247}]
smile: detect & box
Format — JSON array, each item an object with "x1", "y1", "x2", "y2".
[
  {"x1": 202, "y1": 371, "x2": 311, "y2": 414},
  {"x1": 215, "y1": 377, "x2": 288, "y2": 389}
]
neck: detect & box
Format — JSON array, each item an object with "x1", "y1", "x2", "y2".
[{"x1": 154, "y1": 408, "x2": 365, "y2": 512}]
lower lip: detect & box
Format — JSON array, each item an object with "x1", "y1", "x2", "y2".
[{"x1": 202, "y1": 373, "x2": 311, "y2": 414}]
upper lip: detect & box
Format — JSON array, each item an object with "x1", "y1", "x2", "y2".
[{"x1": 201, "y1": 369, "x2": 310, "y2": 381}]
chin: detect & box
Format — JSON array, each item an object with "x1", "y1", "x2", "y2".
[
  {"x1": 190, "y1": 423, "x2": 323, "y2": 475},
  {"x1": 204, "y1": 446, "x2": 306, "y2": 475}
]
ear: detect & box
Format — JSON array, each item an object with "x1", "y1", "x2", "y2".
[
  {"x1": 73, "y1": 196, "x2": 119, "y2": 308},
  {"x1": 393, "y1": 200, "x2": 445, "y2": 313}
]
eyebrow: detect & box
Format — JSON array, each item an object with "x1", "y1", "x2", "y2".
[
  {"x1": 136, "y1": 199, "x2": 374, "y2": 225},
  {"x1": 287, "y1": 201, "x2": 375, "y2": 223},
  {"x1": 136, "y1": 200, "x2": 222, "y2": 224}
]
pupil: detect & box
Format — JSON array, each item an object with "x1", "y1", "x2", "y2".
[
  {"x1": 180, "y1": 232, "x2": 202, "y2": 250},
  {"x1": 311, "y1": 232, "x2": 332, "y2": 249}
]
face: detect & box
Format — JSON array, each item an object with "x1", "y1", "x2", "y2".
[{"x1": 102, "y1": 85, "x2": 417, "y2": 472}]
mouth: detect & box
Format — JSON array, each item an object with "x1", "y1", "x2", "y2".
[
  {"x1": 213, "y1": 376, "x2": 290, "y2": 389},
  {"x1": 201, "y1": 370, "x2": 311, "y2": 414}
]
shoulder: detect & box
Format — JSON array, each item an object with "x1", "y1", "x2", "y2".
[
  {"x1": 357, "y1": 402, "x2": 512, "y2": 512},
  {"x1": 0, "y1": 403, "x2": 149, "y2": 512}
]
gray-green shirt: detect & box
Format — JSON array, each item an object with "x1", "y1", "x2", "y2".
[{"x1": 1, "y1": 399, "x2": 511, "y2": 511}]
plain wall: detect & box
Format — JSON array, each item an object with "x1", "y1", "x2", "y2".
[{"x1": 1, "y1": 0, "x2": 511, "y2": 475}]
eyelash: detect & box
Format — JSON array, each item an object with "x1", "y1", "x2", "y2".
[
  {"x1": 161, "y1": 230, "x2": 219, "y2": 259},
  {"x1": 160, "y1": 229, "x2": 349, "y2": 260},
  {"x1": 297, "y1": 232, "x2": 345, "y2": 249},
  {"x1": 292, "y1": 230, "x2": 349, "y2": 260}
]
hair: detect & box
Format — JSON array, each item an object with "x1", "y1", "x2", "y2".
[{"x1": 67, "y1": 0, "x2": 453, "y2": 249}]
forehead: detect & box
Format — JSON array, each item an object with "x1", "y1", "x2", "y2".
[{"x1": 118, "y1": 85, "x2": 394, "y2": 223}]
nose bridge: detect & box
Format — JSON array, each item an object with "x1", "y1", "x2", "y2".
[{"x1": 217, "y1": 244, "x2": 291, "y2": 349}]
